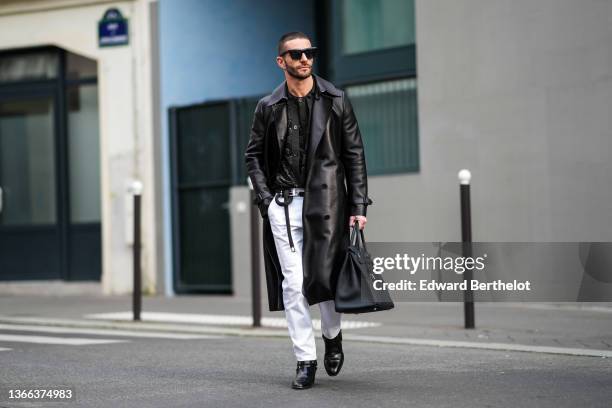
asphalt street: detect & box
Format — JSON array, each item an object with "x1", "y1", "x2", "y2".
[{"x1": 0, "y1": 323, "x2": 610, "y2": 408}]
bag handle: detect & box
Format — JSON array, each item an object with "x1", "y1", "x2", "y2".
[
  {"x1": 350, "y1": 219, "x2": 368, "y2": 251},
  {"x1": 349, "y1": 221, "x2": 359, "y2": 247}
]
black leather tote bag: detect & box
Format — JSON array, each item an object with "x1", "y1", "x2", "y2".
[{"x1": 334, "y1": 220, "x2": 395, "y2": 313}]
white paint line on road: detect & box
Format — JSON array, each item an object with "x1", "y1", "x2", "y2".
[
  {"x1": 84, "y1": 311, "x2": 381, "y2": 330},
  {"x1": 0, "y1": 334, "x2": 128, "y2": 346},
  {"x1": 0, "y1": 315, "x2": 282, "y2": 336},
  {"x1": 0, "y1": 323, "x2": 224, "y2": 340},
  {"x1": 0, "y1": 347, "x2": 11, "y2": 351},
  {"x1": 0, "y1": 315, "x2": 608, "y2": 358},
  {"x1": 343, "y1": 334, "x2": 612, "y2": 358}
]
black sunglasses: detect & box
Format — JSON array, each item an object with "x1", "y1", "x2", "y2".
[{"x1": 280, "y1": 47, "x2": 318, "y2": 60}]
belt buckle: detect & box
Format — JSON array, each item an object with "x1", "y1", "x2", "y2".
[
  {"x1": 291, "y1": 187, "x2": 304, "y2": 196},
  {"x1": 279, "y1": 187, "x2": 303, "y2": 197}
]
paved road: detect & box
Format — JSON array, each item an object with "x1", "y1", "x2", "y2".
[
  {"x1": 1, "y1": 294, "x2": 611, "y2": 353},
  {"x1": 0, "y1": 323, "x2": 610, "y2": 408}
]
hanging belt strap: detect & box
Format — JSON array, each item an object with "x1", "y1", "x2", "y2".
[{"x1": 275, "y1": 190, "x2": 296, "y2": 252}]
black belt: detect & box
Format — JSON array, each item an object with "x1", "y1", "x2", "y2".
[{"x1": 274, "y1": 188, "x2": 305, "y2": 252}]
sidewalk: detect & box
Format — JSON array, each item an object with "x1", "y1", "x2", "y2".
[{"x1": 0, "y1": 287, "x2": 611, "y2": 358}]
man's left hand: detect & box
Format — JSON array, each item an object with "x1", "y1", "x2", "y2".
[{"x1": 349, "y1": 215, "x2": 367, "y2": 230}]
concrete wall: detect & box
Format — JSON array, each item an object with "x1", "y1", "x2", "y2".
[
  {"x1": 360, "y1": 0, "x2": 612, "y2": 243},
  {"x1": 0, "y1": 0, "x2": 161, "y2": 294},
  {"x1": 158, "y1": 0, "x2": 315, "y2": 297}
]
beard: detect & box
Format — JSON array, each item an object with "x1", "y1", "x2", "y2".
[{"x1": 286, "y1": 63, "x2": 312, "y2": 80}]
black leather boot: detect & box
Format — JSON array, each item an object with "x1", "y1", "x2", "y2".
[
  {"x1": 323, "y1": 330, "x2": 344, "y2": 376},
  {"x1": 291, "y1": 360, "x2": 317, "y2": 389}
]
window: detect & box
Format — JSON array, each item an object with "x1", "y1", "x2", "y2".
[
  {"x1": 346, "y1": 78, "x2": 419, "y2": 174},
  {"x1": 0, "y1": 50, "x2": 59, "y2": 83},
  {"x1": 324, "y1": 0, "x2": 419, "y2": 175},
  {"x1": 66, "y1": 52, "x2": 98, "y2": 80},
  {"x1": 67, "y1": 84, "x2": 101, "y2": 223},
  {"x1": 342, "y1": 0, "x2": 415, "y2": 55}
]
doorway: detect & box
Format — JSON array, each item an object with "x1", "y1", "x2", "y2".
[
  {"x1": 169, "y1": 101, "x2": 233, "y2": 294},
  {"x1": 0, "y1": 46, "x2": 101, "y2": 281}
]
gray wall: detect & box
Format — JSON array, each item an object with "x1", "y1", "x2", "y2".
[{"x1": 364, "y1": 0, "x2": 612, "y2": 242}]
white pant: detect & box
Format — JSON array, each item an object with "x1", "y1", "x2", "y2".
[{"x1": 268, "y1": 193, "x2": 342, "y2": 361}]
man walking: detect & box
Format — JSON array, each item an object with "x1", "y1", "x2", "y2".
[{"x1": 244, "y1": 31, "x2": 372, "y2": 389}]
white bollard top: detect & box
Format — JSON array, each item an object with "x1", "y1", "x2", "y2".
[
  {"x1": 130, "y1": 180, "x2": 143, "y2": 195},
  {"x1": 458, "y1": 169, "x2": 471, "y2": 185}
]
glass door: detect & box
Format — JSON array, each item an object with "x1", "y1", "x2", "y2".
[{"x1": 0, "y1": 93, "x2": 61, "y2": 279}]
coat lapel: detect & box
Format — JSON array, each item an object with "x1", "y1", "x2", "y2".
[
  {"x1": 307, "y1": 95, "x2": 333, "y2": 171},
  {"x1": 273, "y1": 104, "x2": 287, "y2": 155},
  {"x1": 307, "y1": 75, "x2": 342, "y2": 171}
]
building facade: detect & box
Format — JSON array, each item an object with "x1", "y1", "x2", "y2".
[
  {"x1": 1, "y1": 0, "x2": 610, "y2": 298},
  {"x1": 0, "y1": 0, "x2": 161, "y2": 294}
]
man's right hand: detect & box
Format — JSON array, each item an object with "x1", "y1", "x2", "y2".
[{"x1": 258, "y1": 196, "x2": 273, "y2": 218}]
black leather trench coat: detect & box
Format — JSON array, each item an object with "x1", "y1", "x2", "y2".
[{"x1": 244, "y1": 74, "x2": 373, "y2": 312}]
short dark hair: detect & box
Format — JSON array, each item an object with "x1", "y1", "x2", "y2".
[{"x1": 278, "y1": 31, "x2": 312, "y2": 55}]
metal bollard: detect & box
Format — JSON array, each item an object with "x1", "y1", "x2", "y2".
[
  {"x1": 130, "y1": 180, "x2": 143, "y2": 322},
  {"x1": 247, "y1": 177, "x2": 262, "y2": 327},
  {"x1": 458, "y1": 169, "x2": 475, "y2": 329}
]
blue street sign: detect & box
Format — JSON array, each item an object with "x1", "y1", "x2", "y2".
[{"x1": 98, "y1": 8, "x2": 129, "y2": 47}]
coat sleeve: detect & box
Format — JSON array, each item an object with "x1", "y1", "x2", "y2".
[
  {"x1": 244, "y1": 99, "x2": 274, "y2": 217},
  {"x1": 340, "y1": 92, "x2": 373, "y2": 217}
]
